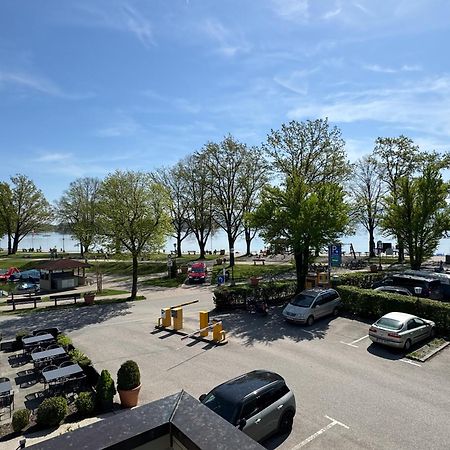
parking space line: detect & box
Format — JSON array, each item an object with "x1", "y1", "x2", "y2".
[
  {"x1": 399, "y1": 358, "x2": 421, "y2": 367},
  {"x1": 340, "y1": 334, "x2": 369, "y2": 348},
  {"x1": 351, "y1": 335, "x2": 369, "y2": 344},
  {"x1": 340, "y1": 341, "x2": 359, "y2": 348},
  {"x1": 291, "y1": 415, "x2": 349, "y2": 449}
]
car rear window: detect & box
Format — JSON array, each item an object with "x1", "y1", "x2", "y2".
[
  {"x1": 291, "y1": 293, "x2": 315, "y2": 307},
  {"x1": 376, "y1": 318, "x2": 403, "y2": 330}
]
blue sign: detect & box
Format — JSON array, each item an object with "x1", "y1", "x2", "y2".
[
  {"x1": 328, "y1": 244, "x2": 342, "y2": 267},
  {"x1": 217, "y1": 275, "x2": 225, "y2": 285}
]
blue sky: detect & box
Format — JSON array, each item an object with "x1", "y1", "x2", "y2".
[{"x1": 1, "y1": 0, "x2": 450, "y2": 204}]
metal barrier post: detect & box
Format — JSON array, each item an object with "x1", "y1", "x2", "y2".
[
  {"x1": 172, "y1": 307, "x2": 183, "y2": 330},
  {"x1": 212, "y1": 322, "x2": 225, "y2": 343},
  {"x1": 159, "y1": 307, "x2": 172, "y2": 327},
  {"x1": 199, "y1": 311, "x2": 209, "y2": 337}
]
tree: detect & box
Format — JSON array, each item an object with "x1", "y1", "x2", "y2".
[
  {"x1": 349, "y1": 156, "x2": 384, "y2": 257},
  {"x1": 56, "y1": 177, "x2": 101, "y2": 257},
  {"x1": 202, "y1": 135, "x2": 267, "y2": 265},
  {"x1": 0, "y1": 175, "x2": 52, "y2": 254},
  {"x1": 98, "y1": 171, "x2": 171, "y2": 299},
  {"x1": 155, "y1": 164, "x2": 191, "y2": 257},
  {"x1": 259, "y1": 119, "x2": 350, "y2": 290},
  {"x1": 373, "y1": 136, "x2": 421, "y2": 262},
  {"x1": 381, "y1": 161, "x2": 450, "y2": 269},
  {"x1": 180, "y1": 154, "x2": 216, "y2": 259}
]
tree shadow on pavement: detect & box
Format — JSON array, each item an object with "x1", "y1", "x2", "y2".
[
  {"x1": 0, "y1": 303, "x2": 132, "y2": 339},
  {"x1": 210, "y1": 305, "x2": 334, "y2": 347}
]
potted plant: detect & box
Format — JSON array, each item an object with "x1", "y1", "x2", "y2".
[
  {"x1": 117, "y1": 360, "x2": 141, "y2": 408},
  {"x1": 83, "y1": 291, "x2": 95, "y2": 305},
  {"x1": 249, "y1": 276, "x2": 259, "y2": 286}
]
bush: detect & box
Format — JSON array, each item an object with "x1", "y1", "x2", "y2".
[
  {"x1": 75, "y1": 392, "x2": 96, "y2": 417},
  {"x1": 336, "y1": 285, "x2": 450, "y2": 334},
  {"x1": 57, "y1": 334, "x2": 72, "y2": 348},
  {"x1": 12, "y1": 409, "x2": 31, "y2": 432},
  {"x1": 332, "y1": 272, "x2": 385, "y2": 289},
  {"x1": 95, "y1": 369, "x2": 116, "y2": 411},
  {"x1": 15, "y1": 329, "x2": 30, "y2": 344},
  {"x1": 69, "y1": 349, "x2": 91, "y2": 367},
  {"x1": 117, "y1": 360, "x2": 140, "y2": 391},
  {"x1": 213, "y1": 281, "x2": 296, "y2": 310},
  {"x1": 36, "y1": 397, "x2": 68, "y2": 428}
]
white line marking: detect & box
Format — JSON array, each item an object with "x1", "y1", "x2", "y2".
[
  {"x1": 291, "y1": 415, "x2": 349, "y2": 449},
  {"x1": 340, "y1": 341, "x2": 359, "y2": 348},
  {"x1": 399, "y1": 358, "x2": 421, "y2": 367},
  {"x1": 351, "y1": 334, "x2": 369, "y2": 344}
]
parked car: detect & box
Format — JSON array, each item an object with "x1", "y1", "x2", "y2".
[
  {"x1": 369, "y1": 312, "x2": 435, "y2": 351},
  {"x1": 10, "y1": 269, "x2": 40, "y2": 283},
  {"x1": 282, "y1": 288, "x2": 341, "y2": 326},
  {"x1": 188, "y1": 262, "x2": 207, "y2": 283},
  {"x1": 374, "y1": 286, "x2": 412, "y2": 296},
  {"x1": 200, "y1": 370, "x2": 296, "y2": 442},
  {"x1": 372, "y1": 274, "x2": 441, "y2": 299},
  {"x1": 0, "y1": 267, "x2": 20, "y2": 281},
  {"x1": 16, "y1": 282, "x2": 40, "y2": 294}
]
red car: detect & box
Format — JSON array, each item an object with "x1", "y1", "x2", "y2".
[
  {"x1": 0, "y1": 267, "x2": 20, "y2": 282},
  {"x1": 188, "y1": 262, "x2": 207, "y2": 283}
]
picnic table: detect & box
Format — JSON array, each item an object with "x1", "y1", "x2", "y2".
[
  {"x1": 23, "y1": 334, "x2": 55, "y2": 348},
  {"x1": 31, "y1": 347, "x2": 66, "y2": 363},
  {"x1": 253, "y1": 258, "x2": 265, "y2": 265},
  {"x1": 0, "y1": 380, "x2": 12, "y2": 394},
  {"x1": 43, "y1": 364, "x2": 83, "y2": 383},
  {"x1": 49, "y1": 292, "x2": 81, "y2": 306}
]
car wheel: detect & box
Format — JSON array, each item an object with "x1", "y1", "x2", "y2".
[
  {"x1": 332, "y1": 307, "x2": 339, "y2": 317},
  {"x1": 306, "y1": 315, "x2": 314, "y2": 326},
  {"x1": 404, "y1": 339, "x2": 412, "y2": 351},
  {"x1": 279, "y1": 410, "x2": 294, "y2": 434},
  {"x1": 430, "y1": 328, "x2": 436, "y2": 339}
]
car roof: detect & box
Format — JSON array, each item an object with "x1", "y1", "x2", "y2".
[
  {"x1": 301, "y1": 288, "x2": 335, "y2": 295},
  {"x1": 210, "y1": 370, "x2": 284, "y2": 403},
  {"x1": 392, "y1": 273, "x2": 437, "y2": 282},
  {"x1": 380, "y1": 312, "x2": 417, "y2": 322},
  {"x1": 375, "y1": 285, "x2": 410, "y2": 292},
  {"x1": 191, "y1": 262, "x2": 206, "y2": 267}
]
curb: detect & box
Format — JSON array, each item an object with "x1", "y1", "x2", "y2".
[{"x1": 408, "y1": 340, "x2": 449, "y2": 362}]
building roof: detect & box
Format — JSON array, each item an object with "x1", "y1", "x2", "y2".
[{"x1": 35, "y1": 259, "x2": 91, "y2": 271}]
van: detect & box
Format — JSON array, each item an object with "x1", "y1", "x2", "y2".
[{"x1": 377, "y1": 274, "x2": 441, "y2": 300}]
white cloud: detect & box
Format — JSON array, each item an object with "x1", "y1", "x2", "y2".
[
  {"x1": 35, "y1": 152, "x2": 72, "y2": 163},
  {"x1": 96, "y1": 116, "x2": 141, "y2": 137},
  {"x1": 364, "y1": 64, "x2": 422, "y2": 73},
  {"x1": 323, "y1": 7, "x2": 342, "y2": 20},
  {"x1": 201, "y1": 18, "x2": 250, "y2": 56},
  {"x1": 271, "y1": 0, "x2": 309, "y2": 21}
]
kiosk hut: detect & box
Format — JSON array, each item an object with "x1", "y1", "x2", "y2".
[{"x1": 36, "y1": 259, "x2": 91, "y2": 291}]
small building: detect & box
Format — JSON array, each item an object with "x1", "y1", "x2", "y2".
[{"x1": 35, "y1": 259, "x2": 91, "y2": 291}]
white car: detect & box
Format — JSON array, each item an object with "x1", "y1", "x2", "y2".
[{"x1": 369, "y1": 312, "x2": 435, "y2": 351}]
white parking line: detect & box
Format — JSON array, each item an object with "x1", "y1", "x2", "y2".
[
  {"x1": 340, "y1": 334, "x2": 369, "y2": 348},
  {"x1": 291, "y1": 415, "x2": 349, "y2": 449},
  {"x1": 399, "y1": 358, "x2": 422, "y2": 367}
]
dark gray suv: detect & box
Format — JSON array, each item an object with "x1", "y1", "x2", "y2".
[{"x1": 200, "y1": 370, "x2": 296, "y2": 442}]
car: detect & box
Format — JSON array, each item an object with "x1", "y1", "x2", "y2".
[
  {"x1": 10, "y1": 269, "x2": 40, "y2": 283},
  {"x1": 369, "y1": 312, "x2": 435, "y2": 351},
  {"x1": 199, "y1": 370, "x2": 296, "y2": 442},
  {"x1": 372, "y1": 274, "x2": 441, "y2": 299},
  {"x1": 282, "y1": 288, "x2": 341, "y2": 326},
  {"x1": 374, "y1": 286, "x2": 412, "y2": 296},
  {"x1": 188, "y1": 262, "x2": 207, "y2": 283},
  {"x1": 0, "y1": 267, "x2": 20, "y2": 281},
  {"x1": 16, "y1": 282, "x2": 40, "y2": 294}
]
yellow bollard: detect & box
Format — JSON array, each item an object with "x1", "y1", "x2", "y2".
[
  {"x1": 160, "y1": 307, "x2": 171, "y2": 327},
  {"x1": 199, "y1": 311, "x2": 209, "y2": 337},
  {"x1": 172, "y1": 307, "x2": 183, "y2": 331},
  {"x1": 212, "y1": 322, "x2": 225, "y2": 342}
]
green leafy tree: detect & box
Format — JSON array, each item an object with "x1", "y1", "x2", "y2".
[
  {"x1": 56, "y1": 177, "x2": 101, "y2": 257},
  {"x1": 349, "y1": 156, "x2": 384, "y2": 257},
  {"x1": 0, "y1": 175, "x2": 52, "y2": 254},
  {"x1": 381, "y1": 162, "x2": 450, "y2": 269},
  {"x1": 257, "y1": 118, "x2": 350, "y2": 290},
  {"x1": 98, "y1": 171, "x2": 171, "y2": 299}
]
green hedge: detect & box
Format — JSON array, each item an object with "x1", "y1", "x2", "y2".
[
  {"x1": 336, "y1": 285, "x2": 450, "y2": 334},
  {"x1": 36, "y1": 397, "x2": 68, "y2": 428},
  {"x1": 213, "y1": 281, "x2": 297, "y2": 310},
  {"x1": 332, "y1": 272, "x2": 385, "y2": 289}
]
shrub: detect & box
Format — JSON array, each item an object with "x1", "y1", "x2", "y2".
[
  {"x1": 95, "y1": 369, "x2": 116, "y2": 411},
  {"x1": 75, "y1": 392, "x2": 96, "y2": 417},
  {"x1": 12, "y1": 409, "x2": 31, "y2": 432},
  {"x1": 69, "y1": 349, "x2": 91, "y2": 367},
  {"x1": 332, "y1": 272, "x2": 385, "y2": 289},
  {"x1": 36, "y1": 397, "x2": 68, "y2": 428},
  {"x1": 336, "y1": 285, "x2": 450, "y2": 334},
  {"x1": 15, "y1": 329, "x2": 30, "y2": 344},
  {"x1": 57, "y1": 334, "x2": 72, "y2": 348},
  {"x1": 117, "y1": 360, "x2": 140, "y2": 391}
]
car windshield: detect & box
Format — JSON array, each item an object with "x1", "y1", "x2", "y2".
[
  {"x1": 376, "y1": 317, "x2": 403, "y2": 330},
  {"x1": 202, "y1": 392, "x2": 238, "y2": 424},
  {"x1": 191, "y1": 267, "x2": 205, "y2": 273},
  {"x1": 290, "y1": 293, "x2": 315, "y2": 308}
]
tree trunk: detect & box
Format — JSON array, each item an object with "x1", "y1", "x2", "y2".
[
  {"x1": 177, "y1": 235, "x2": 182, "y2": 258},
  {"x1": 11, "y1": 235, "x2": 19, "y2": 254},
  {"x1": 7, "y1": 234, "x2": 12, "y2": 255},
  {"x1": 397, "y1": 238, "x2": 405, "y2": 262},
  {"x1": 228, "y1": 235, "x2": 236, "y2": 267},
  {"x1": 294, "y1": 251, "x2": 306, "y2": 293},
  {"x1": 131, "y1": 253, "x2": 138, "y2": 300},
  {"x1": 244, "y1": 229, "x2": 252, "y2": 256},
  {"x1": 80, "y1": 241, "x2": 84, "y2": 258},
  {"x1": 369, "y1": 227, "x2": 375, "y2": 258},
  {"x1": 199, "y1": 240, "x2": 206, "y2": 259}
]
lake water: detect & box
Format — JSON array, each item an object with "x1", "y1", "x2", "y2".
[{"x1": 1, "y1": 231, "x2": 449, "y2": 256}]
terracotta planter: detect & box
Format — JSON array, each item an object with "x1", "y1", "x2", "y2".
[
  {"x1": 84, "y1": 293, "x2": 95, "y2": 305},
  {"x1": 250, "y1": 276, "x2": 259, "y2": 286},
  {"x1": 118, "y1": 384, "x2": 141, "y2": 408}
]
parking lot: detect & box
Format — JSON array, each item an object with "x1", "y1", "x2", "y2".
[{"x1": 1, "y1": 286, "x2": 449, "y2": 449}]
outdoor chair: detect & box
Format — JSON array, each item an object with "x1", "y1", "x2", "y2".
[
  {"x1": 59, "y1": 360, "x2": 75, "y2": 368},
  {"x1": 31, "y1": 346, "x2": 43, "y2": 354},
  {"x1": 48, "y1": 378, "x2": 66, "y2": 397},
  {"x1": 41, "y1": 364, "x2": 58, "y2": 385},
  {"x1": 65, "y1": 373, "x2": 87, "y2": 394},
  {"x1": 0, "y1": 392, "x2": 14, "y2": 419},
  {"x1": 35, "y1": 331, "x2": 48, "y2": 336},
  {"x1": 46, "y1": 343, "x2": 59, "y2": 350},
  {"x1": 0, "y1": 376, "x2": 9, "y2": 385}
]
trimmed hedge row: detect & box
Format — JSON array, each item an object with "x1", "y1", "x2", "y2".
[
  {"x1": 336, "y1": 285, "x2": 450, "y2": 334},
  {"x1": 213, "y1": 281, "x2": 297, "y2": 310},
  {"x1": 332, "y1": 272, "x2": 385, "y2": 289}
]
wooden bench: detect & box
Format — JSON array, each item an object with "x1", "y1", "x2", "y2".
[
  {"x1": 49, "y1": 293, "x2": 81, "y2": 307},
  {"x1": 8, "y1": 296, "x2": 42, "y2": 311},
  {"x1": 253, "y1": 258, "x2": 265, "y2": 265},
  {"x1": 187, "y1": 250, "x2": 196, "y2": 255}
]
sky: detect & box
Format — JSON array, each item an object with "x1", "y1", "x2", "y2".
[{"x1": 1, "y1": 0, "x2": 450, "y2": 252}]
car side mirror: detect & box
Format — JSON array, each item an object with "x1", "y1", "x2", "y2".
[
  {"x1": 238, "y1": 418, "x2": 247, "y2": 430},
  {"x1": 199, "y1": 394, "x2": 206, "y2": 402}
]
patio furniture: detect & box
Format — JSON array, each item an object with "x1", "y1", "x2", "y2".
[
  {"x1": 0, "y1": 391, "x2": 14, "y2": 418},
  {"x1": 32, "y1": 347, "x2": 66, "y2": 365},
  {"x1": 31, "y1": 346, "x2": 43, "y2": 355},
  {"x1": 65, "y1": 373, "x2": 87, "y2": 394},
  {"x1": 48, "y1": 378, "x2": 66, "y2": 397},
  {"x1": 0, "y1": 378, "x2": 12, "y2": 394},
  {"x1": 35, "y1": 331, "x2": 48, "y2": 336},
  {"x1": 43, "y1": 364, "x2": 83, "y2": 384},
  {"x1": 23, "y1": 334, "x2": 55, "y2": 353},
  {"x1": 46, "y1": 343, "x2": 59, "y2": 350},
  {"x1": 59, "y1": 360, "x2": 75, "y2": 368}
]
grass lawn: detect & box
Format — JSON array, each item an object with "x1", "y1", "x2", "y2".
[
  {"x1": 88, "y1": 261, "x2": 166, "y2": 276},
  {"x1": 142, "y1": 273, "x2": 187, "y2": 288},
  {"x1": 96, "y1": 288, "x2": 129, "y2": 297},
  {"x1": 210, "y1": 263, "x2": 294, "y2": 281}
]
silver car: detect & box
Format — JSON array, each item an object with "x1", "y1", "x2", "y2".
[
  {"x1": 369, "y1": 312, "x2": 435, "y2": 351},
  {"x1": 200, "y1": 370, "x2": 296, "y2": 442},
  {"x1": 282, "y1": 288, "x2": 341, "y2": 326}
]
